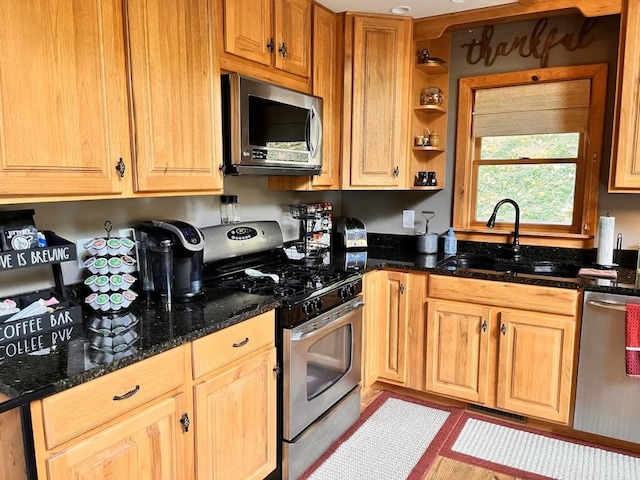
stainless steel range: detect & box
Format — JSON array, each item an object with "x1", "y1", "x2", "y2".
[{"x1": 201, "y1": 221, "x2": 363, "y2": 480}]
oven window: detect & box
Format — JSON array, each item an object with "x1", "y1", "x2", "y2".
[{"x1": 306, "y1": 324, "x2": 352, "y2": 400}]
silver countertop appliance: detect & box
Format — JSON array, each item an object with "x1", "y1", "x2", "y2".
[{"x1": 573, "y1": 291, "x2": 640, "y2": 443}]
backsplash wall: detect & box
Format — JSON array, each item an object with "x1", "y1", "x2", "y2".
[
  {"x1": 343, "y1": 13, "x2": 640, "y2": 249},
  {"x1": 1, "y1": 176, "x2": 339, "y2": 296}
]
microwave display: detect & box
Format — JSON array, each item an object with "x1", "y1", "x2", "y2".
[{"x1": 248, "y1": 95, "x2": 308, "y2": 153}]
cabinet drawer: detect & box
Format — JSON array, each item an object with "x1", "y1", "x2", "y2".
[
  {"x1": 428, "y1": 275, "x2": 579, "y2": 316},
  {"x1": 38, "y1": 345, "x2": 186, "y2": 449},
  {"x1": 192, "y1": 311, "x2": 275, "y2": 380}
]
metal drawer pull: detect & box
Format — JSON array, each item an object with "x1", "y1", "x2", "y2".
[
  {"x1": 233, "y1": 337, "x2": 249, "y2": 348},
  {"x1": 481, "y1": 320, "x2": 487, "y2": 332},
  {"x1": 501, "y1": 324, "x2": 507, "y2": 335},
  {"x1": 113, "y1": 384, "x2": 140, "y2": 401},
  {"x1": 588, "y1": 300, "x2": 627, "y2": 312}
]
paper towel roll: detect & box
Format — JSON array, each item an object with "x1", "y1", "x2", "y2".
[{"x1": 597, "y1": 215, "x2": 615, "y2": 266}]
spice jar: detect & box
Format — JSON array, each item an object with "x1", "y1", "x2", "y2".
[{"x1": 220, "y1": 195, "x2": 241, "y2": 224}]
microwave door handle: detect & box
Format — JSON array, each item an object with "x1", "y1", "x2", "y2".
[{"x1": 307, "y1": 105, "x2": 322, "y2": 159}]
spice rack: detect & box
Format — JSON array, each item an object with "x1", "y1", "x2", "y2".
[{"x1": 0, "y1": 231, "x2": 82, "y2": 354}]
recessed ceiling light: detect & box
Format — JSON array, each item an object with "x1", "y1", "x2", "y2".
[
  {"x1": 450, "y1": 0, "x2": 467, "y2": 3},
  {"x1": 390, "y1": 5, "x2": 411, "y2": 14}
]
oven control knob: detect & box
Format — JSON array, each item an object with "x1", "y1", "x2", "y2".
[
  {"x1": 303, "y1": 301, "x2": 314, "y2": 315},
  {"x1": 347, "y1": 284, "x2": 356, "y2": 297},
  {"x1": 314, "y1": 298, "x2": 322, "y2": 312},
  {"x1": 339, "y1": 287, "x2": 348, "y2": 299}
]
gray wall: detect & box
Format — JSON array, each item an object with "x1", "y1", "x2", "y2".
[
  {"x1": 2, "y1": 177, "x2": 339, "y2": 296},
  {"x1": 343, "y1": 13, "x2": 640, "y2": 248}
]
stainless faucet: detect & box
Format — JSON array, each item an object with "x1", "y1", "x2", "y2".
[{"x1": 486, "y1": 198, "x2": 521, "y2": 259}]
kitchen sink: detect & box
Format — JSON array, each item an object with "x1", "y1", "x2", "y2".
[{"x1": 437, "y1": 253, "x2": 581, "y2": 278}]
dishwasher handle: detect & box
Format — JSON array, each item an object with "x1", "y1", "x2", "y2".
[{"x1": 588, "y1": 300, "x2": 627, "y2": 312}]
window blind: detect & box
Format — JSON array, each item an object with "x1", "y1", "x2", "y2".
[{"x1": 472, "y1": 79, "x2": 591, "y2": 137}]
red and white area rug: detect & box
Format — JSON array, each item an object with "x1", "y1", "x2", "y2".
[{"x1": 300, "y1": 393, "x2": 640, "y2": 480}]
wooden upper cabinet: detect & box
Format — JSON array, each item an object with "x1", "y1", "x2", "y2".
[
  {"x1": 609, "y1": 0, "x2": 640, "y2": 191},
  {"x1": 223, "y1": 0, "x2": 273, "y2": 66},
  {"x1": 274, "y1": 0, "x2": 311, "y2": 77},
  {"x1": 267, "y1": 4, "x2": 340, "y2": 192},
  {"x1": 0, "y1": 0, "x2": 130, "y2": 199},
  {"x1": 126, "y1": 0, "x2": 223, "y2": 193},
  {"x1": 342, "y1": 14, "x2": 412, "y2": 189},
  {"x1": 220, "y1": 0, "x2": 311, "y2": 90}
]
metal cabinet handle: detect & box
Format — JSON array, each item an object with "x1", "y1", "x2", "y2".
[
  {"x1": 501, "y1": 324, "x2": 507, "y2": 335},
  {"x1": 232, "y1": 337, "x2": 249, "y2": 348},
  {"x1": 393, "y1": 166, "x2": 400, "y2": 177},
  {"x1": 481, "y1": 320, "x2": 487, "y2": 332},
  {"x1": 273, "y1": 364, "x2": 281, "y2": 376},
  {"x1": 267, "y1": 38, "x2": 274, "y2": 52},
  {"x1": 115, "y1": 158, "x2": 126, "y2": 178},
  {"x1": 279, "y1": 42, "x2": 287, "y2": 57},
  {"x1": 399, "y1": 283, "x2": 405, "y2": 294},
  {"x1": 180, "y1": 413, "x2": 190, "y2": 433},
  {"x1": 113, "y1": 384, "x2": 139, "y2": 401}
]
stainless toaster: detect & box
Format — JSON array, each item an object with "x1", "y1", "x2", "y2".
[{"x1": 335, "y1": 217, "x2": 367, "y2": 250}]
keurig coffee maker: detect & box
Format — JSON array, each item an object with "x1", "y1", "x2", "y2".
[{"x1": 135, "y1": 220, "x2": 205, "y2": 303}]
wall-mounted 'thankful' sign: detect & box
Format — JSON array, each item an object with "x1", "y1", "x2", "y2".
[{"x1": 461, "y1": 18, "x2": 598, "y2": 68}]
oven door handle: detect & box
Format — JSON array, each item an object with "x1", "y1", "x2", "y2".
[{"x1": 290, "y1": 304, "x2": 363, "y2": 342}]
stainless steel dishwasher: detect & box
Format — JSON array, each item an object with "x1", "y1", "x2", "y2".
[{"x1": 574, "y1": 291, "x2": 640, "y2": 443}]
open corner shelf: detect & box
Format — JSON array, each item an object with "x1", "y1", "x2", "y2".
[
  {"x1": 415, "y1": 62, "x2": 448, "y2": 74},
  {"x1": 413, "y1": 146, "x2": 445, "y2": 152},
  {"x1": 413, "y1": 104, "x2": 446, "y2": 114}
]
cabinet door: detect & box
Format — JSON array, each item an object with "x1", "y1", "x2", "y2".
[
  {"x1": 127, "y1": 0, "x2": 224, "y2": 193},
  {"x1": 45, "y1": 393, "x2": 191, "y2": 480},
  {"x1": 362, "y1": 270, "x2": 384, "y2": 389},
  {"x1": 425, "y1": 300, "x2": 492, "y2": 404},
  {"x1": 310, "y1": 5, "x2": 340, "y2": 189},
  {"x1": 195, "y1": 348, "x2": 277, "y2": 480},
  {"x1": 346, "y1": 15, "x2": 411, "y2": 188},
  {"x1": 378, "y1": 271, "x2": 408, "y2": 384},
  {"x1": 0, "y1": 0, "x2": 129, "y2": 198},
  {"x1": 497, "y1": 310, "x2": 575, "y2": 424},
  {"x1": 609, "y1": 0, "x2": 640, "y2": 191},
  {"x1": 222, "y1": 0, "x2": 273, "y2": 66},
  {"x1": 274, "y1": 0, "x2": 311, "y2": 77}
]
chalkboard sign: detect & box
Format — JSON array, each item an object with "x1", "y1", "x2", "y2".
[
  {"x1": 0, "y1": 304, "x2": 81, "y2": 346},
  {"x1": 0, "y1": 323, "x2": 80, "y2": 361},
  {"x1": 0, "y1": 243, "x2": 76, "y2": 271}
]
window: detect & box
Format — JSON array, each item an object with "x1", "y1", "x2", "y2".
[{"x1": 453, "y1": 64, "x2": 608, "y2": 247}]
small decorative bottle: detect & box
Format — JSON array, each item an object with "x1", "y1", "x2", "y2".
[{"x1": 444, "y1": 228, "x2": 457, "y2": 256}]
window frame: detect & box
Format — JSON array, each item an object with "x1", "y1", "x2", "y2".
[{"x1": 453, "y1": 64, "x2": 608, "y2": 248}]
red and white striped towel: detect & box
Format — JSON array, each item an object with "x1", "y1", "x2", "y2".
[{"x1": 625, "y1": 303, "x2": 640, "y2": 377}]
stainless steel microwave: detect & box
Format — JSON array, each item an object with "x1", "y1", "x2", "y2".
[{"x1": 221, "y1": 73, "x2": 323, "y2": 176}]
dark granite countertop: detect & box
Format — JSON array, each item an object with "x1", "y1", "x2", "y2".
[
  {"x1": 0, "y1": 287, "x2": 280, "y2": 410},
  {"x1": 363, "y1": 240, "x2": 640, "y2": 296},
  {"x1": 2, "y1": 235, "x2": 638, "y2": 411}
]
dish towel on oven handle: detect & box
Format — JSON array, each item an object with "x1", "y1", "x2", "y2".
[{"x1": 625, "y1": 303, "x2": 640, "y2": 377}]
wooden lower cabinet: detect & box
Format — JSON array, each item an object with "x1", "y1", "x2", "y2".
[
  {"x1": 497, "y1": 310, "x2": 575, "y2": 423},
  {"x1": 44, "y1": 393, "x2": 191, "y2": 479},
  {"x1": 425, "y1": 300, "x2": 492, "y2": 404},
  {"x1": 364, "y1": 270, "x2": 427, "y2": 390},
  {"x1": 31, "y1": 345, "x2": 192, "y2": 480},
  {"x1": 425, "y1": 275, "x2": 579, "y2": 424},
  {"x1": 29, "y1": 311, "x2": 278, "y2": 480},
  {"x1": 194, "y1": 348, "x2": 277, "y2": 480}
]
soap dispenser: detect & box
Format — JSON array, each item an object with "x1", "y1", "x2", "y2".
[{"x1": 444, "y1": 228, "x2": 457, "y2": 255}]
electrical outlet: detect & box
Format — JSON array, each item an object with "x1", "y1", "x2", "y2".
[{"x1": 402, "y1": 210, "x2": 415, "y2": 229}]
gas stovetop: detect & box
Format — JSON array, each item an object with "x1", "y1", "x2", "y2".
[{"x1": 200, "y1": 221, "x2": 362, "y2": 327}]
